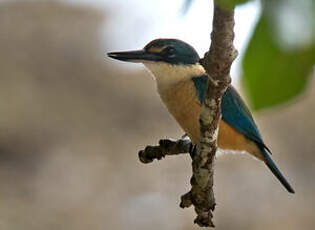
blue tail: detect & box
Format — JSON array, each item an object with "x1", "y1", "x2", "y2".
[{"x1": 263, "y1": 150, "x2": 295, "y2": 193}]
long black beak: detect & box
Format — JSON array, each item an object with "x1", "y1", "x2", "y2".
[{"x1": 107, "y1": 49, "x2": 161, "y2": 63}]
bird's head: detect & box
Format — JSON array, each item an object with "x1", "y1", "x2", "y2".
[
  {"x1": 107, "y1": 39, "x2": 205, "y2": 88},
  {"x1": 107, "y1": 38, "x2": 200, "y2": 65}
]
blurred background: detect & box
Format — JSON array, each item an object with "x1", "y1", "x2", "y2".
[{"x1": 0, "y1": 0, "x2": 314, "y2": 229}]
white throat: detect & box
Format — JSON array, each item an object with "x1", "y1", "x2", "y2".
[{"x1": 143, "y1": 62, "x2": 206, "y2": 92}]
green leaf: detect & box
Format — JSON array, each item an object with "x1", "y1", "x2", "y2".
[{"x1": 242, "y1": 15, "x2": 315, "y2": 110}]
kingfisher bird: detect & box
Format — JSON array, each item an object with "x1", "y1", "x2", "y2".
[{"x1": 107, "y1": 38, "x2": 295, "y2": 193}]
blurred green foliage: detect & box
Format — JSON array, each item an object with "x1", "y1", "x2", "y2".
[
  {"x1": 242, "y1": 0, "x2": 315, "y2": 110},
  {"x1": 183, "y1": 0, "x2": 315, "y2": 110},
  {"x1": 242, "y1": 14, "x2": 315, "y2": 110}
]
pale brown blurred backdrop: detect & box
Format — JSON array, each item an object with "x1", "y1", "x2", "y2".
[{"x1": 0, "y1": 1, "x2": 314, "y2": 230}]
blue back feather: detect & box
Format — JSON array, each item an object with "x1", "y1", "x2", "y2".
[
  {"x1": 192, "y1": 75, "x2": 296, "y2": 193},
  {"x1": 192, "y1": 75, "x2": 269, "y2": 152},
  {"x1": 192, "y1": 76, "x2": 207, "y2": 104}
]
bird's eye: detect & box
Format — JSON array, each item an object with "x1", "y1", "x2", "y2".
[{"x1": 162, "y1": 46, "x2": 175, "y2": 57}]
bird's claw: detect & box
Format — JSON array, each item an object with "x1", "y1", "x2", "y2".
[{"x1": 189, "y1": 144, "x2": 196, "y2": 159}]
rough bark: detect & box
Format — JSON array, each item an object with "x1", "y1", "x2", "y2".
[
  {"x1": 138, "y1": 1, "x2": 237, "y2": 227},
  {"x1": 138, "y1": 138, "x2": 191, "y2": 164},
  {"x1": 182, "y1": 2, "x2": 238, "y2": 227}
]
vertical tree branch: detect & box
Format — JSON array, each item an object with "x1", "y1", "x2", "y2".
[
  {"x1": 138, "y1": 1, "x2": 238, "y2": 227},
  {"x1": 180, "y1": 1, "x2": 238, "y2": 227}
]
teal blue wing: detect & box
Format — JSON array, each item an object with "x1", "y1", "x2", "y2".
[
  {"x1": 221, "y1": 86, "x2": 270, "y2": 152},
  {"x1": 222, "y1": 87, "x2": 295, "y2": 192},
  {"x1": 192, "y1": 75, "x2": 294, "y2": 193},
  {"x1": 192, "y1": 75, "x2": 270, "y2": 153}
]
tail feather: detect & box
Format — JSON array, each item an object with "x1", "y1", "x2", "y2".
[{"x1": 263, "y1": 151, "x2": 295, "y2": 193}]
